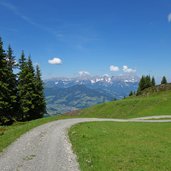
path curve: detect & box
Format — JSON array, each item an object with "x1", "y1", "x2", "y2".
[{"x1": 0, "y1": 116, "x2": 171, "y2": 171}]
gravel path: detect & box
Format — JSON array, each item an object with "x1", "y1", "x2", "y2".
[{"x1": 0, "y1": 116, "x2": 171, "y2": 171}]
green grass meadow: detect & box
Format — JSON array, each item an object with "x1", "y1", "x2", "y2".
[
  {"x1": 77, "y1": 90, "x2": 171, "y2": 119},
  {"x1": 69, "y1": 122, "x2": 171, "y2": 171}
]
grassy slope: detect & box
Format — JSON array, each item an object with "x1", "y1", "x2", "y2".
[
  {"x1": 76, "y1": 89, "x2": 171, "y2": 119},
  {"x1": 69, "y1": 122, "x2": 171, "y2": 171}
]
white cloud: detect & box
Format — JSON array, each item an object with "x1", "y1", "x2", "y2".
[
  {"x1": 110, "y1": 65, "x2": 120, "y2": 72},
  {"x1": 168, "y1": 13, "x2": 171, "y2": 22},
  {"x1": 79, "y1": 71, "x2": 90, "y2": 76},
  {"x1": 122, "y1": 65, "x2": 136, "y2": 73},
  {"x1": 48, "y1": 58, "x2": 62, "y2": 65}
]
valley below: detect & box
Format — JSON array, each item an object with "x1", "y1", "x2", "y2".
[{"x1": 44, "y1": 74, "x2": 139, "y2": 115}]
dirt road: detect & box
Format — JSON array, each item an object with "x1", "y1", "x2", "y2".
[{"x1": 0, "y1": 117, "x2": 171, "y2": 171}]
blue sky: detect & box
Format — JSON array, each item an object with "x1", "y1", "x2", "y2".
[{"x1": 0, "y1": 0, "x2": 171, "y2": 81}]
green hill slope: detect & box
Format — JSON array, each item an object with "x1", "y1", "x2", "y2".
[{"x1": 75, "y1": 84, "x2": 171, "y2": 119}]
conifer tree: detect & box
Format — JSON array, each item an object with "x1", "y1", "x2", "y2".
[
  {"x1": 137, "y1": 75, "x2": 146, "y2": 93},
  {"x1": 35, "y1": 65, "x2": 46, "y2": 118},
  {"x1": 0, "y1": 38, "x2": 15, "y2": 124},
  {"x1": 6, "y1": 45, "x2": 18, "y2": 120},
  {"x1": 0, "y1": 37, "x2": 46, "y2": 123},
  {"x1": 145, "y1": 75, "x2": 152, "y2": 89},
  {"x1": 161, "y1": 76, "x2": 167, "y2": 84},
  {"x1": 0, "y1": 37, "x2": 8, "y2": 123},
  {"x1": 151, "y1": 76, "x2": 156, "y2": 86},
  {"x1": 6, "y1": 45, "x2": 17, "y2": 69},
  {"x1": 26, "y1": 56, "x2": 38, "y2": 120},
  {"x1": 18, "y1": 54, "x2": 46, "y2": 121},
  {"x1": 18, "y1": 51, "x2": 29, "y2": 120},
  {"x1": 137, "y1": 75, "x2": 153, "y2": 94},
  {"x1": 19, "y1": 50, "x2": 26, "y2": 70},
  {"x1": 129, "y1": 91, "x2": 133, "y2": 96}
]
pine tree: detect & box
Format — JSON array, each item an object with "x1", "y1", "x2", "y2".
[
  {"x1": 34, "y1": 65, "x2": 46, "y2": 118},
  {"x1": 137, "y1": 75, "x2": 146, "y2": 93},
  {"x1": 6, "y1": 45, "x2": 17, "y2": 69},
  {"x1": 17, "y1": 52, "x2": 30, "y2": 121},
  {"x1": 151, "y1": 76, "x2": 156, "y2": 86},
  {"x1": 0, "y1": 37, "x2": 7, "y2": 124},
  {"x1": 0, "y1": 38, "x2": 15, "y2": 124},
  {"x1": 5, "y1": 45, "x2": 18, "y2": 120},
  {"x1": 137, "y1": 75, "x2": 154, "y2": 94},
  {"x1": 26, "y1": 56, "x2": 38, "y2": 120},
  {"x1": 145, "y1": 75, "x2": 152, "y2": 89},
  {"x1": 129, "y1": 91, "x2": 133, "y2": 96},
  {"x1": 0, "y1": 37, "x2": 46, "y2": 123},
  {"x1": 18, "y1": 54, "x2": 46, "y2": 121},
  {"x1": 19, "y1": 50, "x2": 26, "y2": 70},
  {"x1": 161, "y1": 76, "x2": 167, "y2": 84}
]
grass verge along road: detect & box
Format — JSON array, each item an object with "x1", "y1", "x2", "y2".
[{"x1": 69, "y1": 122, "x2": 171, "y2": 171}]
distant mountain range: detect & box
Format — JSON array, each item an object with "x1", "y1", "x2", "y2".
[{"x1": 44, "y1": 74, "x2": 139, "y2": 115}]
